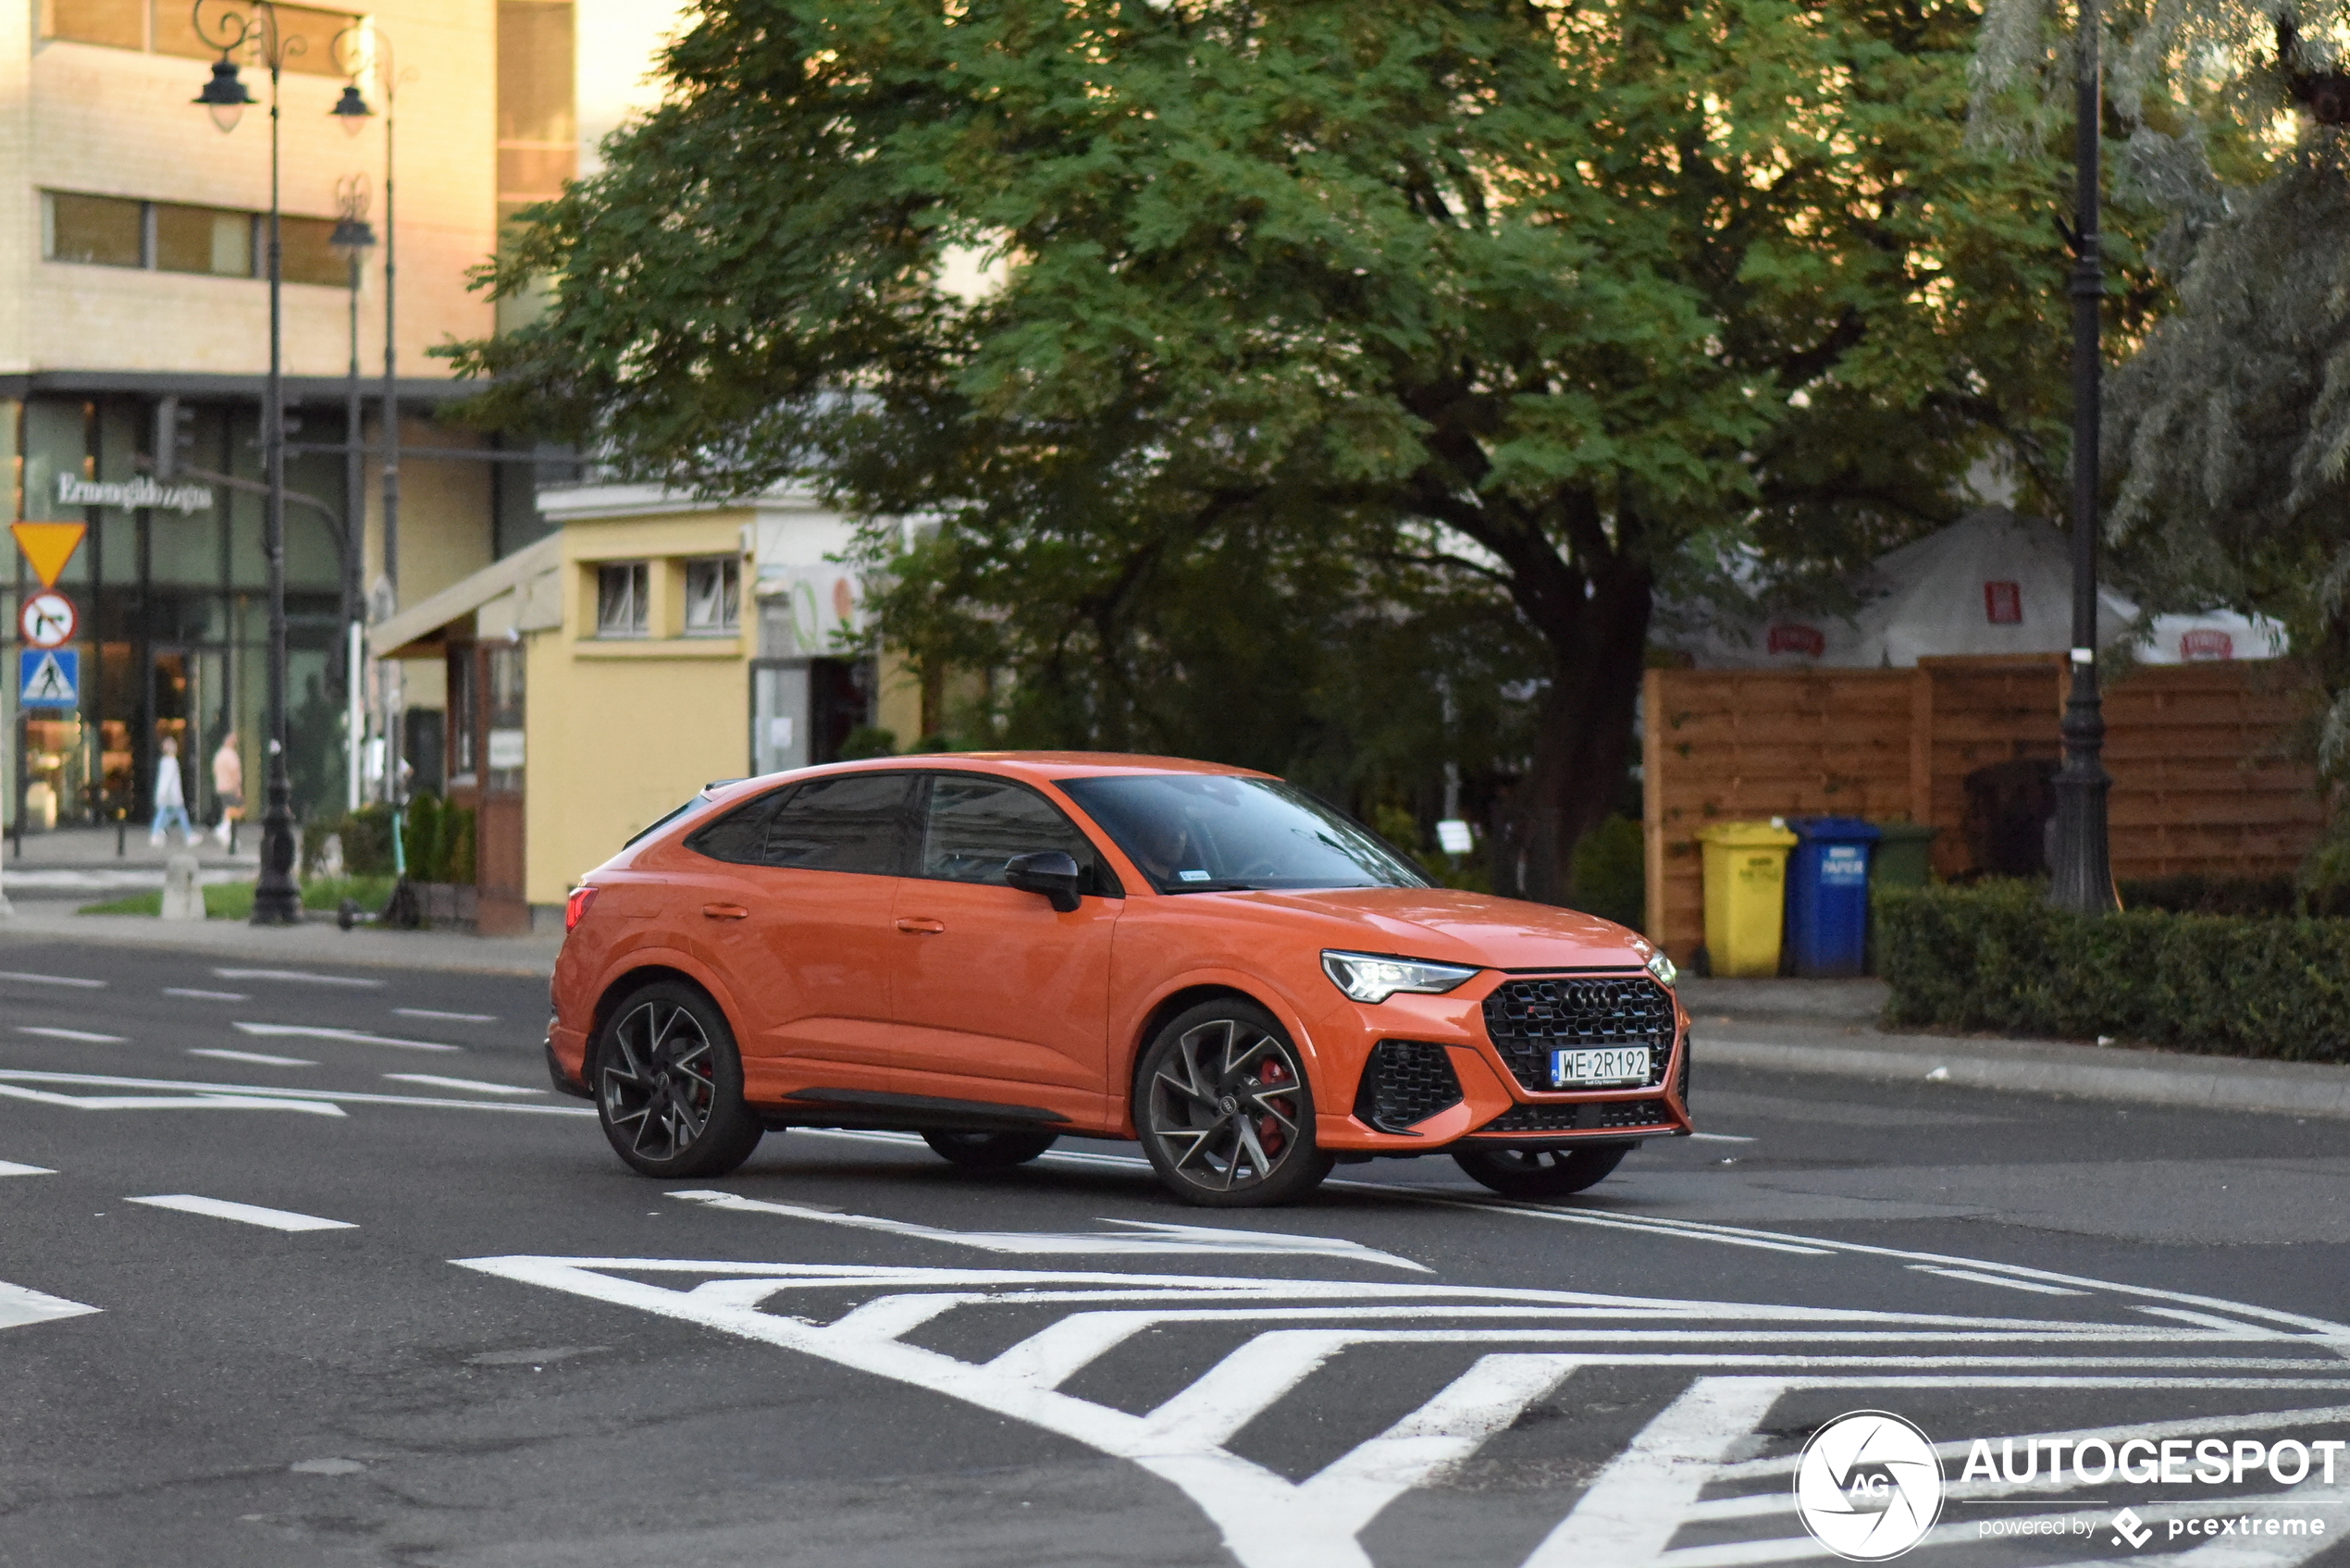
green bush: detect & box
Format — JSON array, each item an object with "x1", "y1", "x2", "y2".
[
  {"x1": 307, "y1": 805, "x2": 397, "y2": 877},
  {"x1": 1572, "y1": 816, "x2": 1645, "y2": 932},
  {"x1": 1877, "y1": 881, "x2": 2350, "y2": 1064}
]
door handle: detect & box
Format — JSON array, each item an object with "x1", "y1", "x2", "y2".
[
  {"x1": 700, "y1": 903, "x2": 749, "y2": 920},
  {"x1": 895, "y1": 917, "x2": 946, "y2": 935}
]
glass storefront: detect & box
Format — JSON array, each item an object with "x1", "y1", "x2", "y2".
[{"x1": 6, "y1": 394, "x2": 350, "y2": 834}]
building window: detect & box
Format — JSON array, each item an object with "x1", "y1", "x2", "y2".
[
  {"x1": 43, "y1": 191, "x2": 144, "y2": 267},
  {"x1": 684, "y1": 558, "x2": 741, "y2": 636},
  {"x1": 596, "y1": 562, "x2": 649, "y2": 637},
  {"x1": 44, "y1": 1, "x2": 359, "y2": 78},
  {"x1": 41, "y1": 191, "x2": 351, "y2": 287}
]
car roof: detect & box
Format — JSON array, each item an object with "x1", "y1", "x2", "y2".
[{"x1": 699, "y1": 751, "x2": 1273, "y2": 807}]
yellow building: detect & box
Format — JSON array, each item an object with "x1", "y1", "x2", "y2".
[{"x1": 369, "y1": 482, "x2": 921, "y2": 929}]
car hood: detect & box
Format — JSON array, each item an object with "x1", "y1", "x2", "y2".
[{"x1": 1204, "y1": 886, "x2": 1651, "y2": 970}]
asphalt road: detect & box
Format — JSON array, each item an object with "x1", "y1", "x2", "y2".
[{"x1": 1, "y1": 941, "x2": 2345, "y2": 1568}]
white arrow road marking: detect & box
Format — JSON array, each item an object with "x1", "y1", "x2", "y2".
[
  {"x1": 667, "y1": 1189, "x2": 1430, "y2": 1271},
  {"x1": 213, "y1": 969, "x2": 384, "y2": 987},
  {"x1": 0, "y1": 1280, "x2": 99, "y2": 1331},
  {"x1": 16, "y1": 1027, "x2": 127, "y2": 1043},
  {"x1": 383, "y1": 1074, "x2": 542, "y2": 1096},
  {"x1": 456, "y1": 1257, "x2": 2350, "y2": 1568},
  {"x1": 129, "y1": 1194, "x2": 355, "y2": 1231},
  {"x1": 0, "y1": 1069, "x2": 592, "y2": 1118},
  {"x1": 0, "y1": 1159, "x2": 56, "y2": 1176},
  {"x1": 233, "y1": 1023, "x2": 459, "y2": 1053},
  {"x1": 0, "y1": 1082, "x2": 346, "y2": 1116}
]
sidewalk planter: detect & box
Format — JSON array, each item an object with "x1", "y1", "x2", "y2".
[
  {"x1": 1786, "y1": 818, "x2": 1881, "y2": 979},
  {"x1": 1877, "y1": 881, "x2": 2350, "y2": 1064},
  {"x1": 1698, "y1": 820, "x2": 1798, "y2": 977}
]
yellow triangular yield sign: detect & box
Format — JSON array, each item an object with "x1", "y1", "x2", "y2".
[{"x1": 10, "y1": 523, "x2": 86, "y2": 590}]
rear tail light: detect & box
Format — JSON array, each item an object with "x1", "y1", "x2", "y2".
[{"x1": 564, "y1": 885, "x2": 600, "y2": 932}]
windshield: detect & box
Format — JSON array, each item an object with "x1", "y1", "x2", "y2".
[{"x1": 1058, "y1": 775, "x2": 1429, "y2": 895}]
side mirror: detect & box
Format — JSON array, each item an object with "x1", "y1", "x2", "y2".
[{"x1": 1004, "y1": 850, "x2": 1083, "y2": 913}]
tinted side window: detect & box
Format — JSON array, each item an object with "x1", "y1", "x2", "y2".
[
  {"x1": 760, "y1": 772, "x2": 912, "y2": 874},
  {"x1": 682, "y1": 790, "x2": 783, "y2": 864},
  {"x1": 920, "y1": 775, "x2": 1119, "y2": 895}
]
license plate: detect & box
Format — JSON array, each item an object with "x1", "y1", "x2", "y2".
[{"x1": 1551, "y1": 1047, "x2": 1650, "y2": 1088}]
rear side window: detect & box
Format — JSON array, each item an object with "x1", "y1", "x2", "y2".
[
  {"x1": 919, "y1": 774, "x2": 1121, "y2": 895},
  {"x1": 683, "y1": 789, "x2": 784, "y2": 864},
  {"x1": 759, "y1": 772, "x2": 913, "y2": 874}
]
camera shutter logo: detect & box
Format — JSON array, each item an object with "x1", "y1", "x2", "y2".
[{"x1": 1794, "y1": 1411, "x2": 1945, "y2": 1561}]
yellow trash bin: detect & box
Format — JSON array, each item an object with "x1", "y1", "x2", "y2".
[{"x1": 1698, "y1": 820, "x2": 1799, "y2": 977}]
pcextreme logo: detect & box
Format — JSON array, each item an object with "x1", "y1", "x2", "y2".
[{"x1": 1795, "y1": 1411, "x2": 1946, "y2": 1561}]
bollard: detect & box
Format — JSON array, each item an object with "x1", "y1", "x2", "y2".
[{"x1": 160, "y1": 853, "x2": 204, "y2": 920}]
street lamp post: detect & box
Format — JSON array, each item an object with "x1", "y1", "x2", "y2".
[
  {"x1": 192, "y1": 0, "x2": 303, "y2": 926},
  {"x1": 329, "y1": 173, "x2": 377, "y2": 816},
  {"x1": 2047, "y1": 0, "x2": 2120, "y2": 914}
]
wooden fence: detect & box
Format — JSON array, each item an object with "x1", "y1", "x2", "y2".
[{"x1": 1639, "y1": 657, "x2": 2325, "y2": 960}]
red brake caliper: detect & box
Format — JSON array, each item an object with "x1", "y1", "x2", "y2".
[{"x1": 1256, "y1": 1057, "x2": 1290, "y2": 1155}]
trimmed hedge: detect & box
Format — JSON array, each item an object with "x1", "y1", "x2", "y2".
[{"x1": 1878, "y1": 881, "x2": 2350, "y2": 1065}]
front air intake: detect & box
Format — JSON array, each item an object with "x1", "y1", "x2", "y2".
[{"x1": 1353, "y1": 1040, "x2": 1465, "y2": 1132}]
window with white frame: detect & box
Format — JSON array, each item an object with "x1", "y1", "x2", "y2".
[
  {"x1": 683, "y1": 557, "x2": 741, "y2": 636},
  {"x1": 595, "y1": 562, "x2": 649, "y2": 637}
]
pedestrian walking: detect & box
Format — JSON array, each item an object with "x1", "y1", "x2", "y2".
[
  {"x1": 150, "y1": 736, "x2": 194, "y2": 846},
  {"x1": 212, "y1": 733, "x2": 243, "y2": 847}
]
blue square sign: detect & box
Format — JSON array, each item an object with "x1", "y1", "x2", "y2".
[{"x1": 19, "y1": 648, "x2": 79, "y2": 708}]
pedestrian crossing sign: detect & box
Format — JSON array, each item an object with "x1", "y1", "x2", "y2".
[{"x1": 19, "y1": 648, "x2": 79, "y2": 708}]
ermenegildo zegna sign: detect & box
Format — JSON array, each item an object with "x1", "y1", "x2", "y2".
[{"x1": 55, "y1": 475, "x2": 212, "y2": 515}]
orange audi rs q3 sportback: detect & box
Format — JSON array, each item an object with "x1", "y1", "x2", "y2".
[{"x1": 547, "y1": 754, "x2": 1691, "y2": 1207}]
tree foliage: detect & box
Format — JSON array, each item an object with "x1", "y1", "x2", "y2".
[{"x1": 453, "y1": 0, "x2": 2084, "y2": 902}]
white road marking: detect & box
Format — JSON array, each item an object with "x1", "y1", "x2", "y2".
[
  {"x1": 0, "y1": 1160, "x2": 56, "y2": 1176},
  {"x1": 382, "y1": 1073, "x2": 541, "y2": 1096},
  {"x1": 233, "y1": 1022, "x2": 458, "y2": 1053},
  {"x1": 212, "y1": 968, "x2": 384, "y2": 988},
  {"x1": 15, "y1": 1026, "x2": 126, "y2": 1043},
  {"x1": 164, "y1": 988, "x2": 248, "y2": 1001},
  {"x1": 393, "y1": 1008, "x2": 496, "y2": 1023},
  {"x1": 0, "y1": 1081, "x2": 346, "y2": 1117},
  {"x1": 1908, "y1": 1265, "x2": 2091, "y2": 1296},
  {"x1": 668, "y1": 1189, "x2": 1429, "y2": 1270},
  {"x1": 1688, "y1": 1132, "x2": 1757, "y2": 1143},
  {"x1": 0, "y1": 1279, "x2": 100, "y2": 1330},
  {"x1": 0, "y1": 970, "x2": 105, "y2": 988},
  {"x1": 129, "y1": 1194, "x2": 354, "y2": 1232},
  {"x1": 189, "y1": 1049, "x2": 316, "y2": 1068},
  {"x1": 0, "y1": 1068, "x2": 593, "y2": 1118},
  {"x1": 459, "y1": 1256, "x2": 2350, "y2": 1568}
]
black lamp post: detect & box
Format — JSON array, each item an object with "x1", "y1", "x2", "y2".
[
  {"x1": 192, "y1": 0, "x2": 304, "y2": 925},
  {"x1": 330, "y1": 173, "x2": 376, "y2": 815},
  {"x1": 2047, "y1": 0, "x2": 2120, "y2": 914}
]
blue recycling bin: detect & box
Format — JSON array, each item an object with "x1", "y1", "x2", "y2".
[{"x1": 1785, "y1": 817, "x2": 1883, "y2": 978}]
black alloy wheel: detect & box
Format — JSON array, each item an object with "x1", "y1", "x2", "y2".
[
  {"x1": 921, "y1": 1130, "x2": 1060, "y2": 1169},
  {"x1": 1136, "y1": 1000, "x2": 1334, "y2": 1207},
  {"x1": 594, "y1": 981, "x2": 763, "y2": 1179},
  {"x1": 1451, "y1": 1142, "x2": 1631, "y2": 1200}
]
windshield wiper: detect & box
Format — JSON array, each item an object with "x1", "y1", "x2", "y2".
[{"x1": 1165, "y1": 880, "x2": 1262, "y2": 894}]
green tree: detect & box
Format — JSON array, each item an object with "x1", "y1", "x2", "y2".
[{"x1": 454, "y1": 0, "x2": 2080, "y2": 902}]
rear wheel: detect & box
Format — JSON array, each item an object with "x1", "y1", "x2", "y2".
[
  {"x1": 921, "y1": 1130, "x2": 1058, "y2": 1169},
  {"x1": 1136, "y1": 1000, "x2": 1334, "y2": 1207},
  {"x1": 593, "y1": 981, "x2": 763, "y2": 1179},
  {"x1": 1451, "y1": 1142, "x2": 1630, "y2": 1199}
]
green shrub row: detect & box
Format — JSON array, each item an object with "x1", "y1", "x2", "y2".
[
  {"x1": 307, "y1": 795, "x2": 476, "y2": 885},
  {"x1": 1877, "y1": 881, "x2": 2350, "y2": 1065}
]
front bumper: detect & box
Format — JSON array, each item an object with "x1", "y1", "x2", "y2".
[{"x1": 1311, "y1": 971, "x2": 1691, "y2": 1152}]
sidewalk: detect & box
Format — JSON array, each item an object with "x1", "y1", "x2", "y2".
[
  {"x1": 3, "y1": 823, "x2": 259, "y2": 894},
  {"x1": 1678, "y1": 977, "x2": 2350, "y2": 1121},
  {"x1": 0, "y1": 903, "x2": 561, "y2": 978}
]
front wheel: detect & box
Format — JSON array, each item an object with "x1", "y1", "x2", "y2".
[
  {"x1": 1451, "y1": 1142, "x2": 1630, "y2": 1199},
  {"x1": 921, "y1": 1130, "x2": 1058, "y2": 1169},
  {"x1": 594, "y1": 981, "x2": 763, "y2": 1179},
  {"x1": 1136, "y1": 1000, "x2": 1334, "y2": 1208}
]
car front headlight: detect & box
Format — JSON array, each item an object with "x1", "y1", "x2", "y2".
[
  {"x1": 1321, "y1": 950, "x2": 1480, "y2": 1005},
  {"x1": 1645, "y1": 949, "x2": 1678, "y2": 988}
]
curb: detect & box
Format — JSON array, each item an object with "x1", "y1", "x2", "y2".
[
  {"x1": 1701, "y1": 1023, "x2": 2350, "y2": 1121},
  {"x1": 0, "y1": 910, "x2": 561, "y2": 979}
]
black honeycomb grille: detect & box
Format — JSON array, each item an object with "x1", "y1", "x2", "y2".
[
  {"x1": 1481, "y1": 975, "x2": 1676, "y2": 1093},
  {"x1": 1478, "y1": 1096, "x2": 1676, "y2": 1134},
  {"x1": 1676, "y1": 1039, "x2": 1691, "y2": 1109},
  {"x1": 1352, "y1": 1041, "x2": 1465, "y2": 1132}
]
